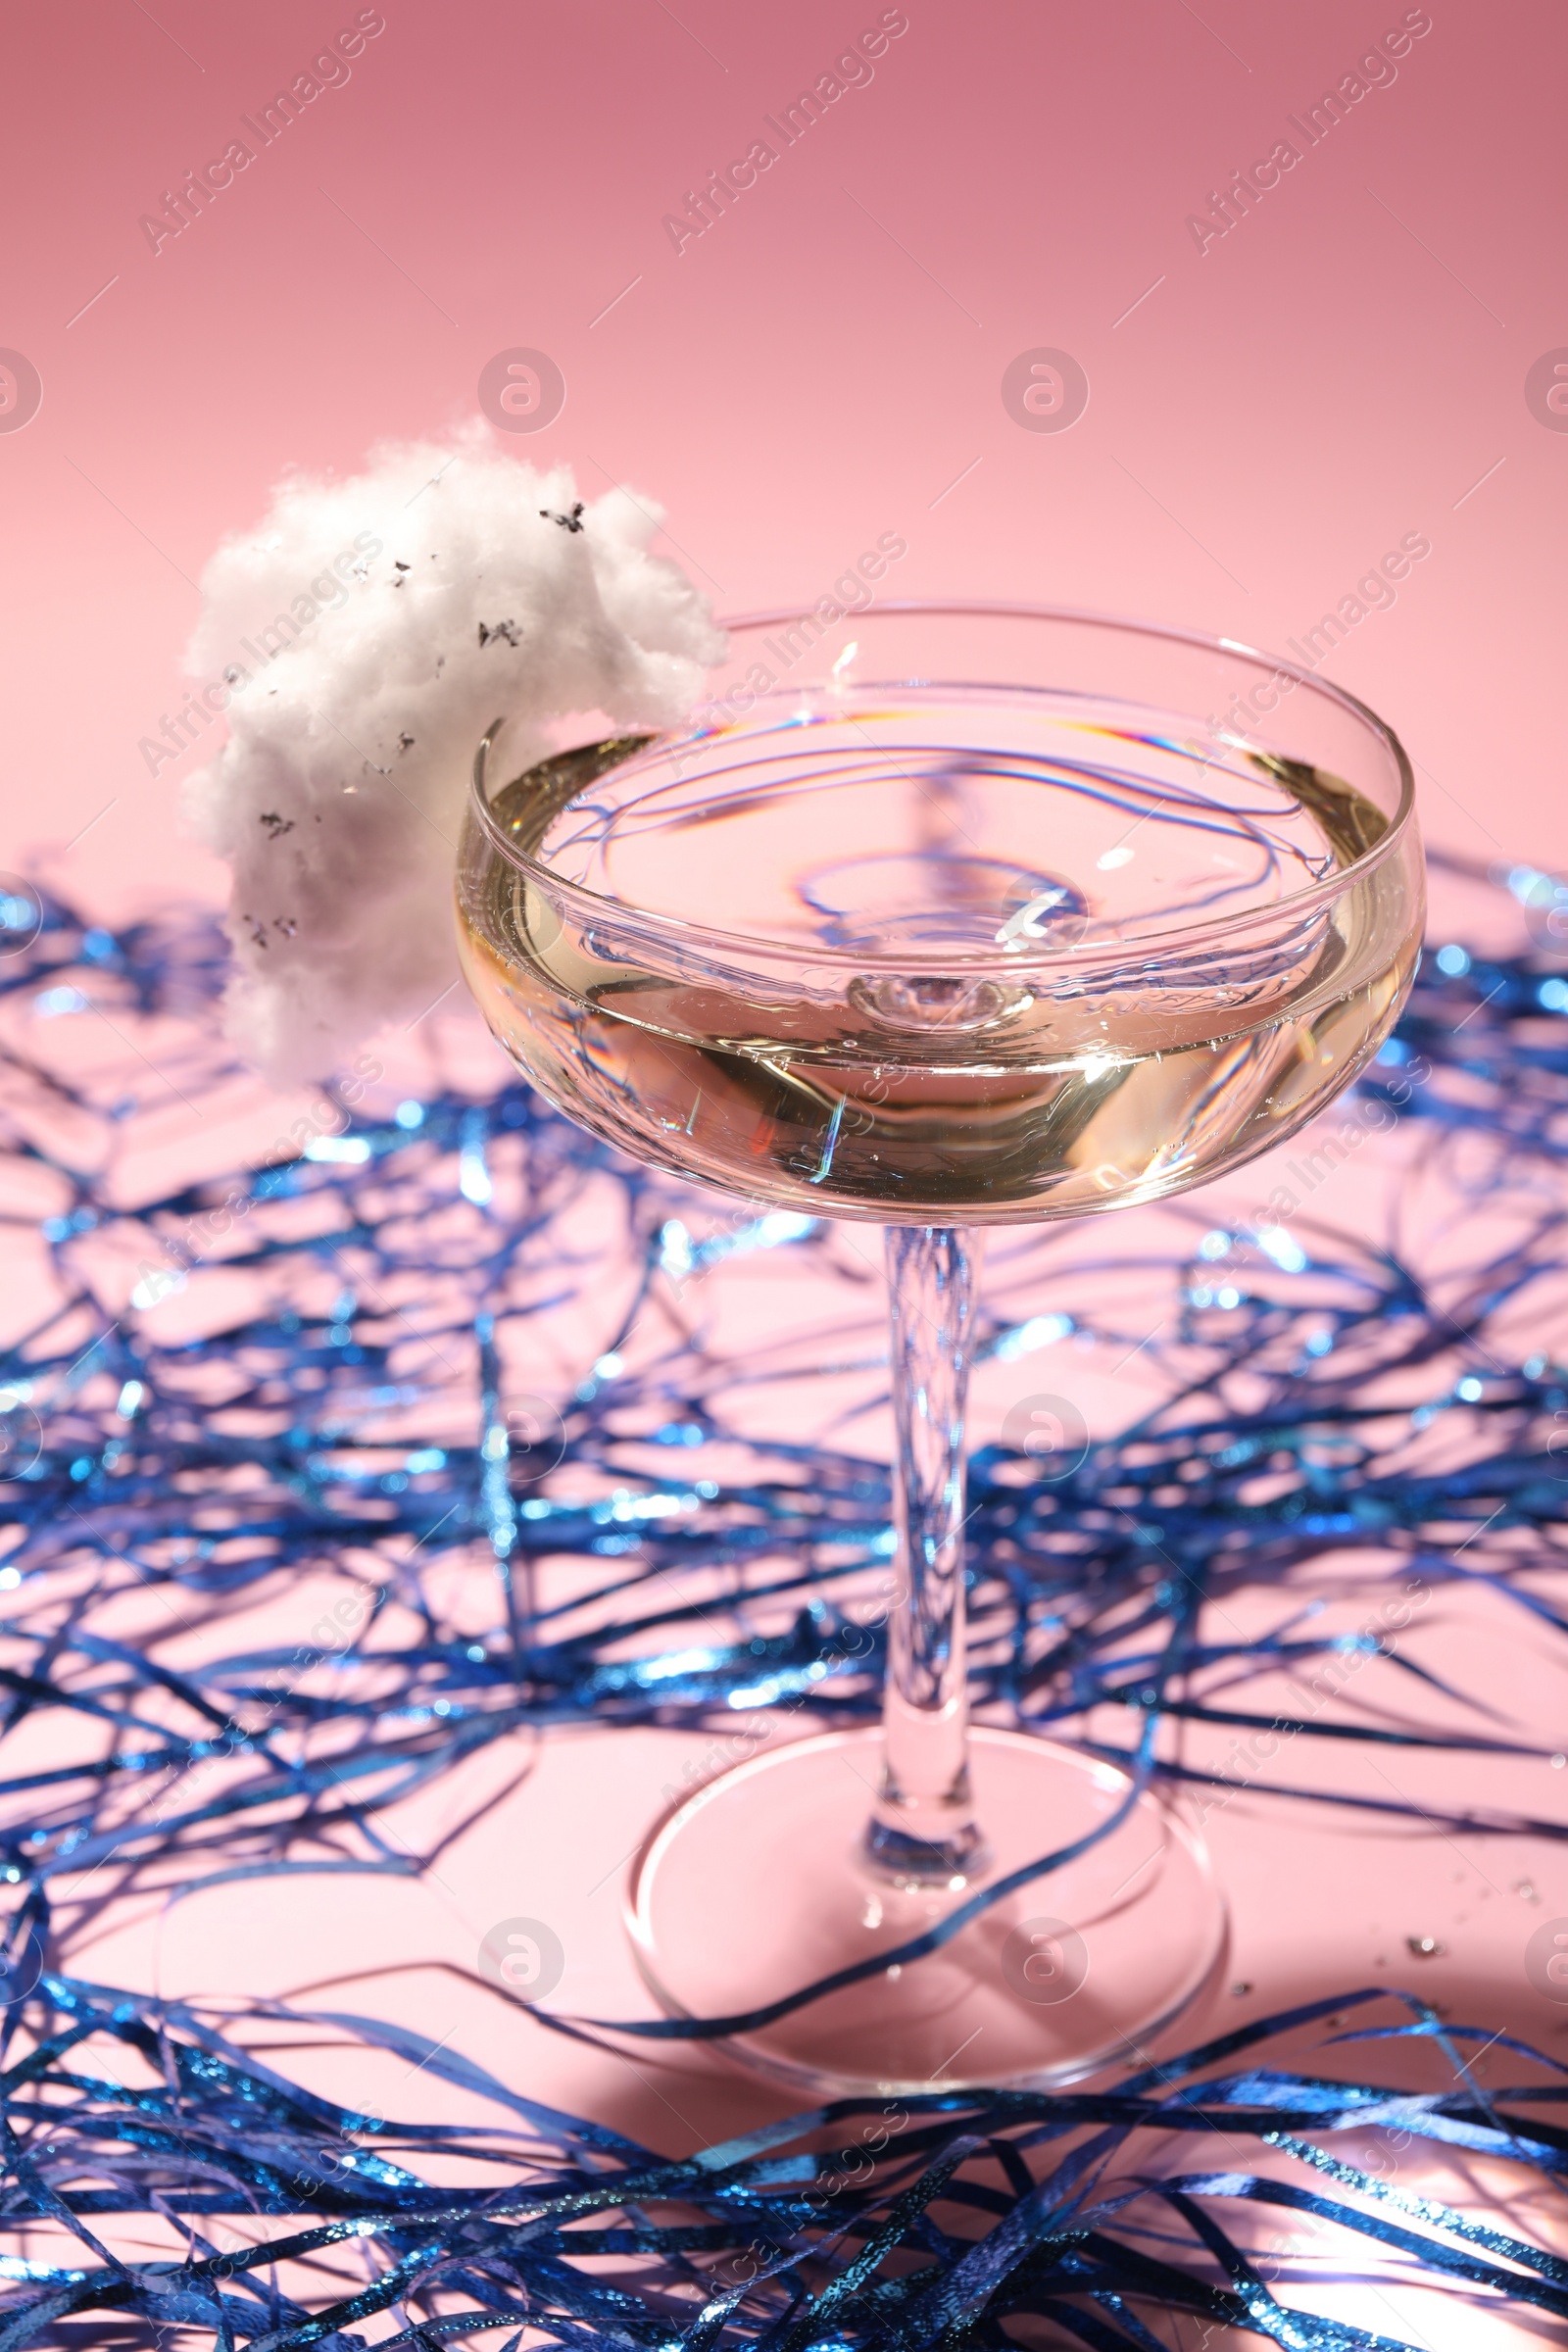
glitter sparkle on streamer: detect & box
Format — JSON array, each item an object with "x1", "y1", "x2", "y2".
[{"x1": 0, "y1": 862, "x2": 1567, "y2": 2338}]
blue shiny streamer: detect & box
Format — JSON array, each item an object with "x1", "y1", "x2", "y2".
[
  {"x1": 1, "y1": 871, "x2": 1568, "y2": 2337},
  {"x1": 0, "y1": 1975, "x2": 1557, "y2": 2347},
  {"x1": 2, "y1": 887, "x2": 1566, "y2": 1905}
]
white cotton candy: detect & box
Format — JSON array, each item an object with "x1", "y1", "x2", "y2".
[{"x1": 183, "y1": 429, "x2": 722, "y2": 1081}]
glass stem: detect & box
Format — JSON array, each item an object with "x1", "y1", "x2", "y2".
[{"x1": 864, "y1": 1225, "x2": 989, "y2": 1885}]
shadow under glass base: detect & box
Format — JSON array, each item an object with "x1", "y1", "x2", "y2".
[{"x1": 624, "y1": 1726, "x2": 1226, "y2": 2096}]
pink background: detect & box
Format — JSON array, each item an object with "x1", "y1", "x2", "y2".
[
  {"x1": 2, "y1": 5, "x2": 1568, "y2": 2314},
  {"x1": 1, "y1": 0, "x2": 1564, "y2": 906}
]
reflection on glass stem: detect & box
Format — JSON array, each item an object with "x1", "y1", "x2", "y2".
[{"x1": 865, "y1": 1225, "x2": 989, "y2": 1885}]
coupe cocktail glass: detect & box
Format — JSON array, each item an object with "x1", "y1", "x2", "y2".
[{"x1": 456, "y1": 603, "x2": 1423, "y2": 2092}]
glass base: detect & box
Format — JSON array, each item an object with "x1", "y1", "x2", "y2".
[{"x1": 624, "y1": 1725, "x2": 1226, "y2": 2094}]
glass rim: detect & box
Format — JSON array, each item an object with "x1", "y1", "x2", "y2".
[{"x1": 466, "y1": 598, "x2": 1418, "y2": 973}]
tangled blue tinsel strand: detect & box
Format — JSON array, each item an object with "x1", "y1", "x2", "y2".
[{"x1": 0, "y1": 869, "x2": 1563, "y2": 2342}]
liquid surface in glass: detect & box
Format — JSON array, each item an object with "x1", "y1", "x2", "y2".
[{"x1": 456, "y1": 689, "x2": 1419, "y2": 1223}]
